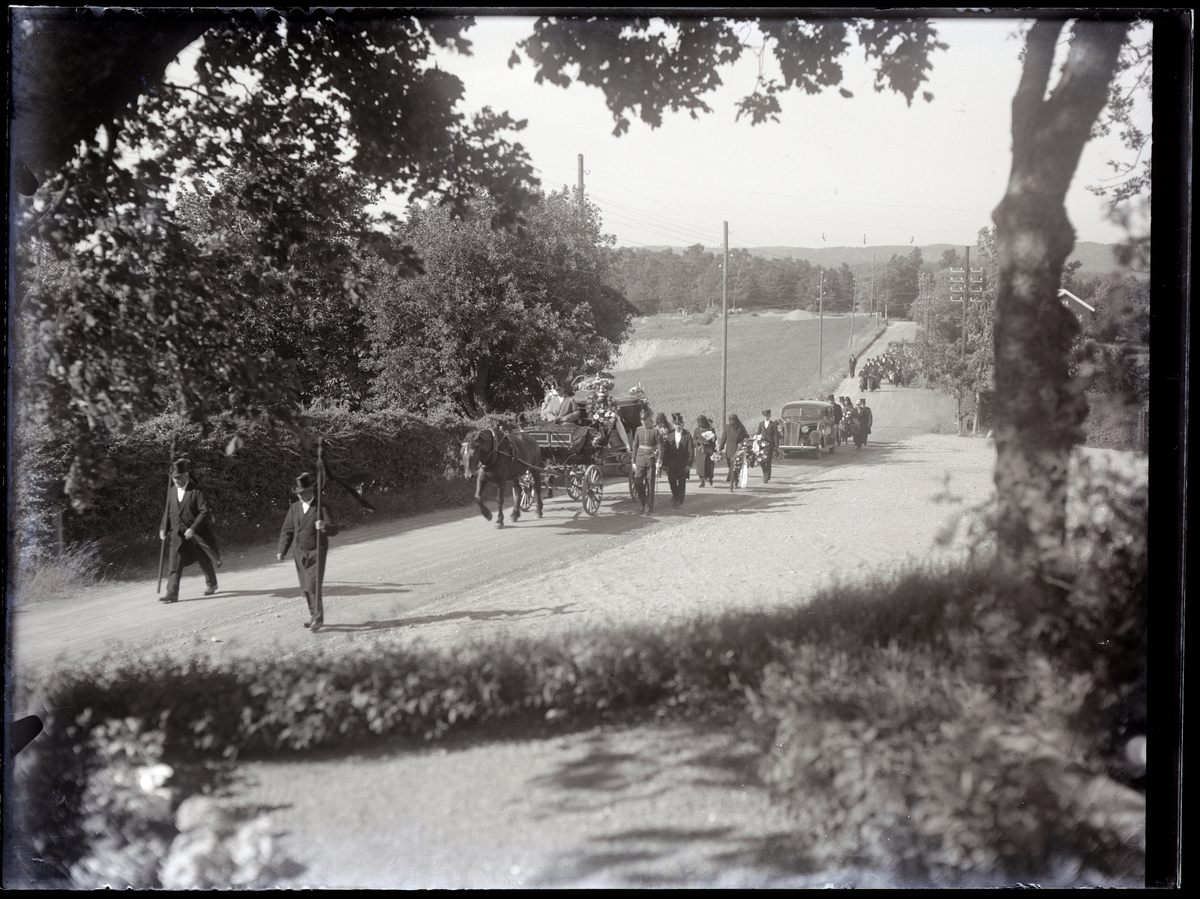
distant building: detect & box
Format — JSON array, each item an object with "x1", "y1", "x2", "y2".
[{"x1": 1058, "y1": 288, "x2": 1097, "y2": 319}]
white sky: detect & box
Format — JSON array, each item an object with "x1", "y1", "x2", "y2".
[
  {"x1": 434, "y1": 15, "x2": 1151, "y2": 251},
  {"x1": 162, "y1": 14, "x2": 1151, "y2": 253}
]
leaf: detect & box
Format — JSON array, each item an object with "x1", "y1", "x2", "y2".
[
  {"x1": 226, "y1": 435, "x2": 244, "y2": 455},
  {"x1": 839, "y1": 87, "x2": 854, "y2": 98}
]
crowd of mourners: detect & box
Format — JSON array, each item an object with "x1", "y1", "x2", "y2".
[
  {"x1": 627, "y1": 408, "x2": 783, "y2": 512},
  {"x1": 850, "y1": 349, "x2": 909, "y2": 391}
]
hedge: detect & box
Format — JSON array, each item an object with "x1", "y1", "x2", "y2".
[{"x1": 10, "y1": 409, "x2": 494, "y2": 570}]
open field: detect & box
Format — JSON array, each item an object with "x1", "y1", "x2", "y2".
[{"x1": 612, "y1": 311, "x2": 885, "y2": 423}]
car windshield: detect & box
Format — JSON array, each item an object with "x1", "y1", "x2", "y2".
[{"x1": 782, "y1": 403, "x2": 826, "y2": 420}]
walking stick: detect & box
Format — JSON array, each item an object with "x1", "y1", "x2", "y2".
[
  {"x1": 315, "y1": 436, "x2": 325, "y2": 624},
  {"x1": 156, "y1": 436, "x2": 176, "y2": 595}
]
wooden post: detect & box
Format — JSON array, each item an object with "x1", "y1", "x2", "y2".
[
  {"x1": 721, "y1": 221, "x2": 728, "y2": 431},
  {"x1": 818, "y1": 270, "x2": 824, "y2": 379},
  {"x1": 315, "y1": 436, "x2": 325, "y2": 624},
  {"x1": 962, "y1": 246, "x2": 970, "y2": 363}
]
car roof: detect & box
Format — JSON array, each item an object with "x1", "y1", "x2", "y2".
[{"x1": 782, "y1": 400, "x2": 833, "y2": 410}]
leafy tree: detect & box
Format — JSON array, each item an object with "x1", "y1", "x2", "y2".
[
  {"x1": 364, "y1": 190, "x2": 635, "y2": 414},
  {"x1": 883, "y1": 248, "x2": 923, "y2": 319},
  {"x1": 10, "y1": 9, "x2": 540, "y2": 506}
]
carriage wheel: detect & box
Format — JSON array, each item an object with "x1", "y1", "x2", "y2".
[
  {"x1": 582, "y1": 465, "x2": 604, "y2": 516},
  {"x1": 567, "y1": 466, "x2": 584, "y2": 500},
  {"x1": 518, "y1": 472, "x2": 536, "y2": 511},
  {"x1": 738, "y1": 458, "x2": 750, "y2": 489}
]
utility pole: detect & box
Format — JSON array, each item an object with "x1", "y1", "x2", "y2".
[
  {"x1": 818, "y1": 270, "x2": 824, "y2": 379},
  {"x1": 721, "y1": 221, "x2": 729, "y2": 431},
  {"x1": 577, "y1": 154, "x2": 584, "y2": 214},
  {"x1": 849, "y1": 273, "x2": 856, "y2": 351},
  {"x1": 961, "y1": 246, "x2": 969, "y2": 363},
  {"x1": 871, "y1": 253, "x2": 876, "y2": 329}
]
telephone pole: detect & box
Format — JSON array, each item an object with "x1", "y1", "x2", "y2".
[
  {"x1": 871, "y1": 253, "x2": 876, "y2": 328},
  {"x1": 721, "y1": 221, "x2": 729, "y2": 430},
  {"x1": 577, "y1": 154, "x2": 584, "y2": 214},
  {"x1": 818, "y1": 270, "x2": 824, "y2": 379},
  {"x1": 849, "y1": 273, "x2": 856, "y2": 350},
  {"x1": 961, "y1": 246, "x2": 969, "y2": 363}
]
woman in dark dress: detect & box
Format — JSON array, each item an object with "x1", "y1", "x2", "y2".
[
  {"x1": 693, "y1": 415, "x2": 718, "y2": 487},
  {"x1": 718, "y1": 413, "x2": 749, "y2": 484}
]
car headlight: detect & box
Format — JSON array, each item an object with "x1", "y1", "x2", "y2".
[{"x1": 800, "y1": 425, "x2": 809, "y2": 434}]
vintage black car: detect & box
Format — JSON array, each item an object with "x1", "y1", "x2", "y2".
[{"x1": 778, "y1": 399, "x2": 839, "y2": 456}]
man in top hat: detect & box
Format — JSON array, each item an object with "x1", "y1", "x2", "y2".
[
  {"x1": 756, "y1": 409, "x2": 779, "y2": 483},
  {"x1": 857, "y1": 398, "x2": 873, "y2": 445},
  {"x1": 277, "y1": 471, "x2": 339, "y2": 630},
  {"x1": 660, "y1": 412, "x2": 694, "y2": 508},
  {"x1": 158, "y1": 458, "x2": 221, "y2": 602}
]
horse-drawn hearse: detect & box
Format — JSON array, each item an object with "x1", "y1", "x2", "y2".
[
  {"x1": 460, "y1": 376, "x2": 654, "y2": 527},
  {"x1": 513, "y1": 376, "x2": 653, "y2": 515}
]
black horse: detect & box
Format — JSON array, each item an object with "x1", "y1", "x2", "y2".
[{"x1": 462, "y1": 428, "x2": 544, "y2": 528}]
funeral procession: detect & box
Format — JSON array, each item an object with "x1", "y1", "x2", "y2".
[{"x1": 8, "y1": 9, "x2": 1163, "y2": 893}]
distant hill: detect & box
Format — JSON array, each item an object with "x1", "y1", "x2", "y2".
[{"x1": 635, "y1": 241, "x2": 1128, "y2": 277}]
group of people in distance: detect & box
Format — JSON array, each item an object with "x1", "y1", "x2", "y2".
[
  {"x1": 629, "y1": 408, "x2": 780, "y2": 512},
  {"x1": 158, "y1": 457, "x2": 336, "y2": 631},
  {"x1": 857, "y1": 351, "x2": 907, "y2": 392}
]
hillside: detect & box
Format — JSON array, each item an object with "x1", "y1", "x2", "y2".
[{"x1": 611, "y1": 311, "x2": 886, "y2": 425}]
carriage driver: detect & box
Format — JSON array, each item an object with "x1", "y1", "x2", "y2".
[{"x1": 631, "y1": 408, "x2": 661, "y2": 515}]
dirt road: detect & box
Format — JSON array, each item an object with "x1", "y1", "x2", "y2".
[{"x1": 10, "y1": 323, "x2": 1001, "y2": 888}]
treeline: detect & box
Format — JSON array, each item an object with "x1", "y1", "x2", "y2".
[{"x1": 608, "y1": 244, "x2": 928, "y2": 317}]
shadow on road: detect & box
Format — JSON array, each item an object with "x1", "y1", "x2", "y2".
[
  {"x1": 185, "y1": 581, "x2": 429, "y2": 601},
  {"x1": 315, "y1": 602, "x2": 580, "y2": 634}
]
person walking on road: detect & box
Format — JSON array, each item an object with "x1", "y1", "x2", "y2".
[
  {"x1": 631, "y1": 409, "x2": 661, "y2": 514},
  {"x1": 828, "y1": 395, "x2": 843, "y2": 446},
  {"x1": 693, "y1": 415, "x2": 718, "y2": 487},
  {"x1": 662, "y1": 412, "x2": 694, "y2": 508},
  {"x1": 277, "y1": 471, "x2": 339, "y2": 630},
  {"x1": 755, "y1": 409, "x2": 779, "y2": 483},
  {"x1": 719, "y1": 413, "x2": 749, "y2": 485},
  {"x1": 857, "y1": 398, "x2": 874, "y2": 447},
  {"x1": 158, "y1": 458, "x2": 221, "y2": 603},
  {"x1": 849, "y1": 354, "x2": 857, "y2": 377}
]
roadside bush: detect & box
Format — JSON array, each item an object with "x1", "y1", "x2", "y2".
[
  {"x1": 8, "y1": 541, "x2": 106, "y2": 608},
  {"x1": 752, "y1": 639, "x2": 1141, "y2": 885}
]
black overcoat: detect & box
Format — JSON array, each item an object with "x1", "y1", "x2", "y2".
[
  {"x1": 160, "y1": 482, "x2": 221, "y2": 566},
  {"x1": 278, "y1": 501, "x2": 339, "y2": 595}
]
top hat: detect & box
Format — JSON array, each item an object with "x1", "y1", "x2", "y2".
[
  {"x1": 858, "y1": 398, "x2": 866, "y2": 405},
  {"x1": 762, "y1": 409, "x2": 771, "y2": 417},
  {"x1": 671, "y1": 412, "x2": 685, "y2": 426},
  {"x1": 293, "y1": 472, "x2": 316, "y2": 493},
  {"x1": 170, "y1": 458, "x2": 191, "y2": 476}
]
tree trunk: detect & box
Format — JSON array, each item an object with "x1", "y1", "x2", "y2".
[
  {"x1": 991, "y1": 19, "x2": 1129, "y2": 573},
  {"x1": 471, "y1": 358, "x2": 492, "y2": 413}
]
